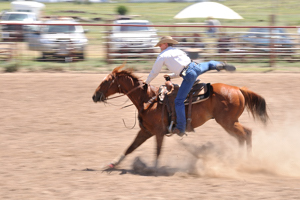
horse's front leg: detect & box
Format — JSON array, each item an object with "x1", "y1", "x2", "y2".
[{"x1": 107, "y1": 129, "x2": 153, "y2": 169}]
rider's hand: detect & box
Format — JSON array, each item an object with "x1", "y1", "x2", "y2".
[
  {"x1": 143, "y1": 83, "x2": 148, "y2": 90},
  {"x1": 164, "y1": 75, "x2": 171, "y2": 81}
]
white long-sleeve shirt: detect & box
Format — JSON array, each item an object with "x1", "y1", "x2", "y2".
[{"x1": 145, "y1": 46, "x2": 191, "y2": 84}]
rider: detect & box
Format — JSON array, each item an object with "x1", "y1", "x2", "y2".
[{"x1": 144, "y1": 36, "x2": 236, "y2": 136}]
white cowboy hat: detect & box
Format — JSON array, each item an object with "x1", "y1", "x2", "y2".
[{"x1": 155, "y1": 36, "x2": 179, "y2": 47}]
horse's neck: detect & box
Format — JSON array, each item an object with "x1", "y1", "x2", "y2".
[{"x1": 122, "y1": 80, "x2": 155, "y2": 111}]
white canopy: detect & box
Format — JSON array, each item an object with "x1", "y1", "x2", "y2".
[{"x1": 174, "y1": 2, "x2": 243, "y2": 20}]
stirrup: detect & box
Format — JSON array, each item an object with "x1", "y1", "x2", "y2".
[
  {"x1": 165, "y1": 121, "x2": 175, "y2": 137},
  {"x1": 168, "y1": 121, "x2": 174, "y2": 133}
]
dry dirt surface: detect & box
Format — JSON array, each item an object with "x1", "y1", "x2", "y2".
[{"x1": 1, "y1": 71, "x2": 300, "y2": 200}]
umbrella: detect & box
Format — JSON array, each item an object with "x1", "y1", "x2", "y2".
[{"x1": 174, "y1": 2, "x2": 243, "y2": 20}]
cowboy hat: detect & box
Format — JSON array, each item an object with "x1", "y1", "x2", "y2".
[{"x1": 155, "y1": 36, "x2": 179, "y2": 47}]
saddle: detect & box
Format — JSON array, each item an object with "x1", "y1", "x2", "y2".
[
  {"x1": 158, "y1": 79, "x2": 210, "y2": 105},
  {"x1": 143, "y1": 79, "x2": 211, "y2": 133}
]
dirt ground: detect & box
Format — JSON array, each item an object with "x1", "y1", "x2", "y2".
[{"x1": 1, "y1": 71, "x2": 300, "y2": 200}]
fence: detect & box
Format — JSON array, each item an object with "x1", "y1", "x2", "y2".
[
  {"x1": 1, "y1": 22, "x2": 300, "y2": 68},
  {"x1": 0, "y1": 42, "x2": 16, "y2": 61},
  {"x1": 103, "y1": 24, "x2": 300, "y2": 66}
]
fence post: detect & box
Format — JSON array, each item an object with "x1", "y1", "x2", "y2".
[
  {"x1": 269, "y1": 15, "x2": 276, "y2": 67},
  {"x1": 105, "y1": 24, "x2": 111, "y2": 64}
]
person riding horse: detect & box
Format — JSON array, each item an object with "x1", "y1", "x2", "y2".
[
  {"x1": 144, "y1": 36, "x2": 236, "y2": 136},
  {"x1": 93, "y1": 65, "x2": 268, "y2": 169}
]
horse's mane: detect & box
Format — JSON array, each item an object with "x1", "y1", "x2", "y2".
[{"x1": 112, "y1": 63, "x2": 141, "y2": 82}]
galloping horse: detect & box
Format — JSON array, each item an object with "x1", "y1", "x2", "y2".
[{"x1": 92, "y1": 64, "x2": 269, "y2": 169}]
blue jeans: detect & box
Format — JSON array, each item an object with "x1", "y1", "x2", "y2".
[{"x1": 174, "y1": 60, "x2": 221, "y2": 132}]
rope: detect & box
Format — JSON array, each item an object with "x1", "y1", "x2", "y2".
[{"x1": 122, "y1": 109, "x2": 137, "y2": 130}]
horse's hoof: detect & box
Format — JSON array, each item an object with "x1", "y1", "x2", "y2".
[
  {"x1": 101, "y1": 163, "x2": 115, "y2": 171},
  {"x1": 108, "y1": 163, "x2": 115, "y2": 168}
]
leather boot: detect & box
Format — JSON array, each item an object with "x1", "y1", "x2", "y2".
[
  {"x1": 216, "y1": 62, "x2": 236, "y2": 71},
  {"x1": 172, "y1": 127, "x2": 186, "y2": 137}
]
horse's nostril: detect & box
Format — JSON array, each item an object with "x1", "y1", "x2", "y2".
[
  {"x1": 92, "y1": 95, "x2": 97, "y2": 102},
  {"x1": 93, "y1": 92, "x2": 104, "y2": 102},
  {"x1": 93, "y1": 93, "x2": 102, "y2": 102}
]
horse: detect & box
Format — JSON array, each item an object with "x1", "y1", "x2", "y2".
[{"x1": 92, "y1": 64, "x2": 269, "y2": 169}]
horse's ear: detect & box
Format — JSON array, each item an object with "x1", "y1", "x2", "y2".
[{"x1": 112, "y1": 61, "x2": 127, "y2": 74}]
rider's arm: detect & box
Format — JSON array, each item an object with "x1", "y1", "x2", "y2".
[
  {"x1": 145, "y1": 56, "x2": 164, "y2": 84},
  {"x1": 168, "y1": 73, "x2": 180, "y2": 79}
]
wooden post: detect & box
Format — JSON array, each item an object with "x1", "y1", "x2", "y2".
[
  {"x1": 105, "y1": 21, "x2": 112, "y2": 64},
  {"x1": 269, "y1": 15, "x2": 276, "y2": 67}
]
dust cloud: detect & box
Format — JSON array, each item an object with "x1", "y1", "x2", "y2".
[
  {"x1": 182, "y1": 122, "x2": 300, "y2": 178},
  {"x1": 131, "y1": 122, "x2": 300, "y2": 178},
  {"x1": 248, "y1": 124, "x2": 300, "y2": 177}
]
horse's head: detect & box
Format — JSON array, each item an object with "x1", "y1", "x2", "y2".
[
  {"x1": 92, "y1": 73, "x2": 119, "y2": 103},
  {"x1": 92, "y1": 63, "x2": 128, "y2": 103}
]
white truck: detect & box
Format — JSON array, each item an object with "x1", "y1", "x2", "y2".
[
  {"x1": 11, "y1": 1, "x2": 45, "y2": 19},
  {"x1": 108, "y1": 20, "x2": 159, "y2": 55},
  {"x1": 1, "y1": 1, "x2": 44, "y2": 41},
  {"x1": 27, "y1": 20, "x2": 88, "y2": 60}
]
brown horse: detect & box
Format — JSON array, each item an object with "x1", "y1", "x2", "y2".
[{"x1": 92, "y1": 65, "x2": 269, "y2": 169}]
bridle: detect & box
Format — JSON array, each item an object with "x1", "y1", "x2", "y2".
[
  {"x1": 96, "y1": 73, "x2": 145, "y2": 130},
  {"x1": 100, "y1": 73, "x2": 145, "y2": 101}
]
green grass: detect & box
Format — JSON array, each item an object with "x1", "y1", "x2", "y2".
[
  {"x1": 38, "y1": 0, "x2": 300, "y2": 26},
  {"x1": 1, "y1": 1, "x2": 300, "y2": 25},
  {"x1": 2, "y1": 1, "x2": 300, "y2": 28}
]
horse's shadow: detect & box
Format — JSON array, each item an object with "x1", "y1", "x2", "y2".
[
  {"x1": 80, "y1": 157, "x2": 185, "y2": 177},
  {"x1": 77, "y1": 142, "x2": 224, "y2": 176},
  {"x1": 79, "y1": 142, "x2": 220, "y2": 176}
]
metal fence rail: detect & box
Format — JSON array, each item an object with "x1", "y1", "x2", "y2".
[{"x1": 1, "y1": 22, "x2": 300, "y2": 66}]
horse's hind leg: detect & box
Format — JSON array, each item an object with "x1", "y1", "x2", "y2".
[
  {"x1": 154, "y1": 130, "x2": 165, "y2": 170},
  {"x1": 219, "y1": 121, "x2": 252, "y2": 153},
  {"x1": 109, "y1": 129, "x2": 153, "y2": 168}
]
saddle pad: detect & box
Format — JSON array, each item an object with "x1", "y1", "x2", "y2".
[{"x1": 184, "y1": 83, "x2": 210, "y2": 105}]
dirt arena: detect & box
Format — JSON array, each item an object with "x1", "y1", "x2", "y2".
[{"x1": 1, "y1": 71, "x2": 300, "y2": 199}]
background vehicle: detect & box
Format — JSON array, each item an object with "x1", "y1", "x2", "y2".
[
  {"x1": 26, "y1": 20, "x2": 88, "y2": 60},
  {"x1": 11, "y1": 1, "x2": 45, "y2": 18},
  {"x1": 0, "y1": 1, "x2": 44, "y2": 41},
  {"x1": 241, "y1": 28, "x2": 295, "y2": 53},
  {"x1": 1, "y1": 11, "x2": 39, "y2": 41},
  {"x1": 108, "y1": 20, "x2": 159, "y2": 55}
]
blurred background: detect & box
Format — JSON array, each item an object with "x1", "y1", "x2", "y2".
[{"x1": 1, "y1": 0, "x2": 300, "y2": 72}]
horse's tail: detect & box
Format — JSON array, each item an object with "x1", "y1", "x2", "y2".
[{"x1": 240, "y1": 87, "x2": 269, "y2": 125}]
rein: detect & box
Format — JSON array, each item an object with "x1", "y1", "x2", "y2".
[
  {"x1": 103, "y1": 75, "x2": 145, "y2": 130},
  {"x1": 106, "y1": 76, "x2": 145, "y2": 101}
]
